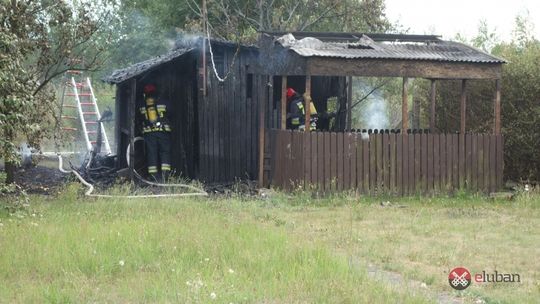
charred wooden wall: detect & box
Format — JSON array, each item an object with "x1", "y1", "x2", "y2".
[
  {"x1": 115, "y1": 52, "x2": 199, "y2": 178},
  {"x1": 115, "y1": 82, "x2": 130, "y2": 169},
  {"x1": 114, "y1": 44, "x2": 265, "y2": 183},
  {"x1": 197, "y1": 46, "x2": 263, "y2": 183}
]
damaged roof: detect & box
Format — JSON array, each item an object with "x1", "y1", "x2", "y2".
[
  {"x1": 103, "y1": 36, "x2": 255, "y2": 84},
  {"x1": 265, "y1": 32, "x2": 505, "y2": 64},
  {"x1": 103, "y1": 47, "x2": 195, "y2": 84}
]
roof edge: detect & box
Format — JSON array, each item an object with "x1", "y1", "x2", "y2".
[
  {"x1": 261, "y1": 31, "x2": 443, "y2": 42},
  {"x1": 102, "y1": 47, "x2": 195, "y2": 84}
]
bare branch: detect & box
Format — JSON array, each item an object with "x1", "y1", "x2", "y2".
[
  {"x1": 282, "y1": 2, "x2": 300, "y2": 30},
  {"x1": 234, "y1": 8, "x2": 261, "y2": 29},
  {"x1": 216, "y1": 0, "x2": 232, "y2": 26},
  {"x1": 266, "y1": 0, "x2": 276, "y2": 28},
  {"x1": 186, "y1": 0, "x2": 202, "y2": 17},
  {"x1": 298, "y1": 2, "x2": 340, "y2": 31},
  {"x1": 337, "y1": 79, "x2": 391, "y2": 114}
]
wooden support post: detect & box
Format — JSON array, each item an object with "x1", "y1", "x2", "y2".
[
  {"x1": 346, "y1": 76, "x2": 353, "y2": 131},
  {"x1": 494, "y1": 79, "x2": 501, "y2": 135},
  {"x1": 258, "y1": 76, "x2": 267, "y2": 187},
  {"x1": 114, "y1": 85, "x2": 121, "y2": 165},
  {"x1": 280, "y1": 76, "x2": 287, "y2": 130},
  {"x1": 305, "y1": 75, "x2": 311, "y2": 132},
  {"x1": 201, "y1": 0, "x2": 207, "y2": 96},
  {"x1": 128, "y1": 78, "x2": 137, "y2": 180},
  {"x1": 402, "y1": 77, "x2": 409, "y2": 131},
  {"x1": 460, "y1": 79, "x2": 467, "y2": 134},
  {"x1": 430, "y1": 79, "x2": 436, "y2": 131}
]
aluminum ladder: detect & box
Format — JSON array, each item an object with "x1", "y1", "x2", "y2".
[{"x1": 60, "y1": 72, "x2": 111, "y2": 154}]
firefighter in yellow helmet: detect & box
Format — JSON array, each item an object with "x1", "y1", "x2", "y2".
[{"x1": 139, "y1": 83, "x2": 172, "y2": 182}]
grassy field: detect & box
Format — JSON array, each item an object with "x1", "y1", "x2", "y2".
[
  {"x1": 0, "y1": 184, "x2": 538, "y2": 303},
  {"x1": 256, "y1": 190, "x2": 540, "y2": 303}
]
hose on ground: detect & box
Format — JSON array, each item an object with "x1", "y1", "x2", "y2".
[
  {"x1": 126, "y1": 137, "x2": 207, "y2": 194},
  {"x1": 57, "y1": 137, "x2": 208, "y2": 198}
]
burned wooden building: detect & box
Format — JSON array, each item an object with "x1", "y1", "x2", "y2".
[
  {"x1": 105, "y1": 31, "x2": 506, "y2": 194},
  {"x1": 104, "y1": 38, "x2": 260, "y2": 183},
  {"x1": 258, "y1": 32, "x2": 506, "y2": 194}
]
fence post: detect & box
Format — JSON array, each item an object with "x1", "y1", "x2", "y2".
[
  {"x1": 402, "y1": 77, "x2": 409, "y2": 131},
  {"x1": 280, "y1": 76, "x2": 287, "y2": 130}
]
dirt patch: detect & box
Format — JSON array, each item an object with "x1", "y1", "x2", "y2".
[{"x1": 13, "y1": 166, "x2": 68, "y2": 195}]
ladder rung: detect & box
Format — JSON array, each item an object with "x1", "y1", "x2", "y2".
[
  {"x1": 62, "y1": 127, "x2": 78, "y2": 131},
  {"x1": 67, "y1": 82, "x2": 85, "y2": 87},
  {"x1": 80, "y1": 102, "x2": 95, "y2": 106},
  {"x1": 85, "y1": 121, "x2": 98, "y2": 124},
  {"x1": 61, "y1": 116, "x2": 77, "y2": 120},
  {"x1": 66, "y1": 93, "x2": 92, "y2": 96}
]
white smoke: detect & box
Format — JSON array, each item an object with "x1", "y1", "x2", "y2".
[{"x1": 355, "y1": 79, "x2": 389, "y2": 130}]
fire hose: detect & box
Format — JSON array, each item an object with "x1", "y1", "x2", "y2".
[{"x1": 58, "y1": 137, "x2": 208, "y2": 198}]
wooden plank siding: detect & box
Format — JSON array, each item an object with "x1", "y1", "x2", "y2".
[
  {"x1": 263, "y1": 129, "x2": 504, "y2": 195},
  {"x1": 192, "y1": 47, "x2": 261, "y2": 183}
]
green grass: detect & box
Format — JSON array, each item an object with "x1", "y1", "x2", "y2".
[
  {"x1": 254, "y1": 189, "x2": 540, "y2": 304},
  {"x1": 1, "y1": 185, "x2": 539, "y2": 303},
  {"x1": 0, "y1": 186, "x2": 427, "y2": 303}
]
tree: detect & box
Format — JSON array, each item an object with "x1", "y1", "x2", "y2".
[
  {"x1": 432, "y1": 14, "x2": 540, "y2": 182},
  {"x1": 125, "y1": 0, "x2": 392, "y2": 43},
  {"x1": 471, "y1": 20, "x2": 499, "y2": 53},
  {"x1": 0, "y1": 0, "x2": 122, "y2": 184}
]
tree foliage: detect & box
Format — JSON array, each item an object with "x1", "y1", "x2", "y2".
[
  {"x1": 0, "y1": 0, "x2": 122, "y2": 183},
  {"x1": 124, "y1": 0, "x2": 391, "y2": 43},
  {"x1": 432, "y1": 16, "x2": 540, "y2": 182},
  {"x1": 496, "y1": 41, "x2": 540, "y2": 181}
]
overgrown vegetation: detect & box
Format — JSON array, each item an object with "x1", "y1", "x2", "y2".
[
  {"x1": 0, "y1": 187, "x2": 430, "y2": 303},
  {"x1": 0, "y1": 0, "x2": 122, "y2": 183},
  {"x1": 122, "y1": 0, "x2": 392, "y2": 42},
  {"x1": 1, "y1": 186, "x2": 538, "y2": 303},
  {"x1": 349, "y1": 21, "x2": 540, "y2": 183},
  {"x1": 433, "y1": 16, "x2": 540, "y2": 182},
  {"x1": 264, "y1": 189, "x2": 540, "y2": 304}
]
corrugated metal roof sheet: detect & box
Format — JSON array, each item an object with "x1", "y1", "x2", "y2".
[
  {"x1": 263, "y1": 31, "x2": 443, "y2": 42},
  {"x1": 103, "y1": 48, "x2": 194, "y2": 84},
  {"x1": 275, "y1": 34, "x2": 505, "y2": 64}
]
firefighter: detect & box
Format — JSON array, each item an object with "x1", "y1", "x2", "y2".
[
  {"x1": 139, "y1": 83, "x2": 172, "y2": 182},
  {"x1": 286, "y1": 88, "x2": 318, "y2": 131}
]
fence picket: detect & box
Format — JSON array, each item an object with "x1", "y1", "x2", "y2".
[{"x1": 265, "y1": 129, "x2": 502, "y2": 195}]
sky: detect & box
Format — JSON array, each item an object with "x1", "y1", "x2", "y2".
[{"x1": 384, "y1": 0, "x2": 539, "y2": 41}]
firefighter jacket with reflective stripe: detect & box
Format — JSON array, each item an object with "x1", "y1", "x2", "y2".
[
  {"x1": 139, "y1": 98, "x2": 171, "y2": 133},
  {"x1": 287, "y1": 95, "x2": 317, "y2": 131}
]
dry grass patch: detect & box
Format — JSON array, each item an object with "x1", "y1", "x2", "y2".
[{"x1": 254, "y1": 191, "x2": 540, "y2": 303}]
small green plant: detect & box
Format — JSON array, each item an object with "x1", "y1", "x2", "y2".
[{"x1": 0, "y1": 183, "x2": 31, "y2": 218}]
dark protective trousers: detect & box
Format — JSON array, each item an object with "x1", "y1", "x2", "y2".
[{"x1": 143, "y1": 131, "x2": 171, "y2": 177}]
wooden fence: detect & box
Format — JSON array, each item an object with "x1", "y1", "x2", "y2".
[{"x1": 263, "y1": 129, "x2": 504, "y2": 194}]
